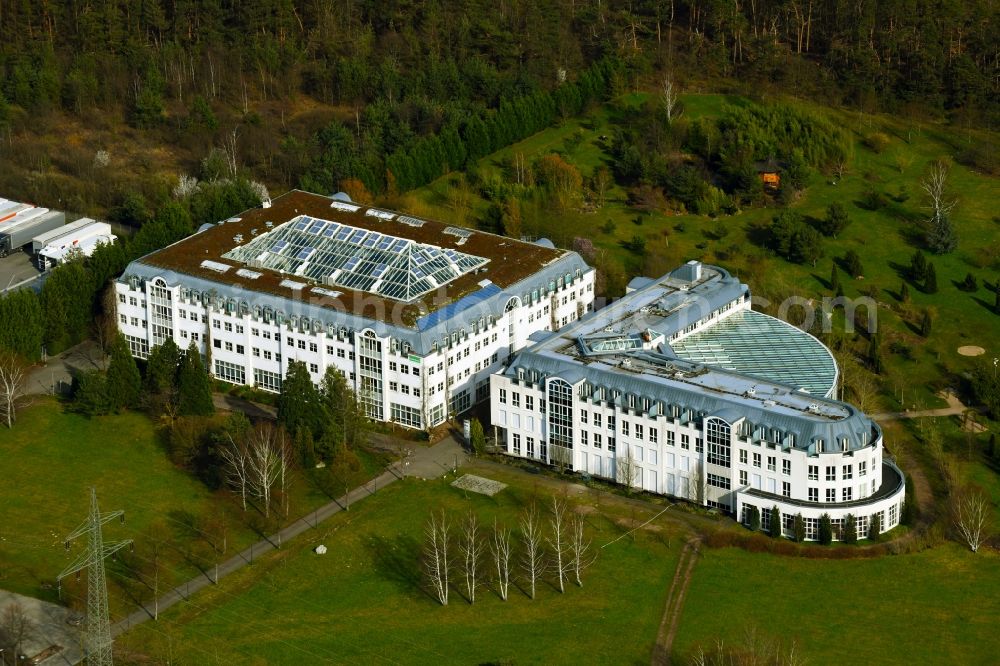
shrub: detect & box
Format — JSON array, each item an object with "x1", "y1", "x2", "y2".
[
  {"x1": 864, "y1": 131, "x2": 891, "y2": 153},
  {"x1": 844, "y1": 250, "x2": 864, "y2": 278},
  {"x1": 861, "y1": 188, "x2": 887, "y2": 210}
]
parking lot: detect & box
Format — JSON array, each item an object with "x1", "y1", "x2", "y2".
[{"x1": 0, "y1": 250, "x2": 44, "y2": 294}]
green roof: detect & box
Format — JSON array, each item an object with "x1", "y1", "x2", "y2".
[{"x1": 669, "y1": 310, "x2": 837, "y2": 397}]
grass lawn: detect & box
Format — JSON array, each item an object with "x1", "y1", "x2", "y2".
[
  {"x1": 408, "y1": 91, "x2": 1000, "y2": 418},
  {"x1": 674, "y1": 544, "x2": 1000, "y2": 664},
  {"x1": 0, "y1": 399, "x2": 385, "y2": 617},
  {"x1": 117, "y1": 476, "x2": 684, "y2": 664}
]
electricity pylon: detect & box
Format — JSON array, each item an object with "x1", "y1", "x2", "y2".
[{"x1": 59, "y1": 488, "x2": 132, "y2": 666}]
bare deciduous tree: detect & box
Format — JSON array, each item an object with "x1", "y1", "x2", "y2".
[
  {"x1": 247, "y1": 423, "x2": 283, "y2": 518},
  {"x1": 569, "y1": 513, "x2": 596, "y2": 587},
  {"x1": 423, "y1": 511, "x2": 451, "y2": 606},
  {"x1": 954, "y1": 487, "x2": 990, "y2": 553},
  {"x1": 220, "y1": 435, "x2": 251, "y2": 511},
  {"x1": 617, "y1": 446, "x2": 641, "y2": 495},
  {"x1": 491, "y1": 518, "x2": 513, "y2": 601},
  {"x1": 920, "y1": 159, "x2": 957, "y2": 226},
  {"x1": 519, "y1": 504, "x2": 546, "y2": 599},
  {"x1": 661, "y1": 75, "x2": 680, "y2": 125},
  {"x1": 0, "y1": 601, "x2": 34, "y2": 658},
  {"x1": 0, "y1": 351, "x2": 30, "y2": 429},
  {"x1": 459, "y1": 511, "x2": 485, "y2": 604},
  {"x1": 546, "y1": 497, "x2": 570, "y2": 593},
  {"x1": 222, "y1": 127, "x2": 240, "y2": 179},
  {"x1": 690, "y1": 461, "x2": 705, "y2": 505},
  {"x1": 277, "y1": 431, "x2": 293, "y2": 518}
]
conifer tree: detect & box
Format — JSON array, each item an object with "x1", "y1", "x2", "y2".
[
  {"x1": 279, "y1": 361, "x2": 324, "y2": 441},
  {"x1": 145, "y1": 337, "x2": 181, "y2": 396},
  {"x1": 868, "y1": 329, "x2": 884, "y2": 374},
  {"x1": 818, "y1": 513, "x2": 833, "y2": 545},
  {"x1": 994, "y1": 281, "x2": 1000, "y2": 315},
  {"x1": 793, "y1": 513, "x2": 806, "y2": 542},
  {"x1": 868, "y1": 512, "x2": 881, "y2": 541},
  {"x1": 177, "y1": 342, "x2": 214, "y2": 416},
  {"x1": 900, "y1": 281, "x2": 910, "y2": 303},
  {"x1": 925, "y1": 262, "x2": 938, "y2": 293},
  {"x1": 747, "y1": 506, "x2": 761, "y2": 532},
  {"x1": 769, "y1": 505, "x2": 782, "y2": 538},
  {"x1": 843, "y1": 514, "x2": 858, "y2": 544},
  {"x1": 920, "y1": 310, "x2": 933, "y2": 337},
  {"x1": 830, "y1": 263, "x2": 841, "y2": 293},
  {"x1": 909, "y1": 251, "x2": 928, "y2": 282},
  {"x1": 105, "y1": 335, "x2": 142, "y2": 412}
]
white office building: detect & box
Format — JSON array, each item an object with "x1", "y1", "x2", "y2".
[
  {"x1": 115, "y1": 190, "x2": 595, "y2": 429},
  {"x1": 490, "y1": 261, "x2": 905, "y2": 540}
]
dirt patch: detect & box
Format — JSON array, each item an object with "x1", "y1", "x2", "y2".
[{"x1": 957, "y1": 345, "x2": 986, "y2": 356}]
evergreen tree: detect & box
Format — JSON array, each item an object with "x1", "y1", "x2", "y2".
[
  {"x1": 177, "y1": 342, "x2": 214, "y2": 416},
  {"x1": 909, "y1": 251, "x2": 928, "y2": 283},
  {"x1": 844, "y1": 250, "x2": 864, "y2": 278},
  {"x1": 793, "y1": 513, "x2": 806, "y2": 542},
  {"x1": 818, "y1": 513, "x2": 833, "y2": 545},
  {"x1": 868, "y1": 329, "x2": 884, "y2": 374},
  {"x1": 900, "y1": 281, "x2": 910, "y2": 303},
  {"x1": 820, "y1": 202, "x2": 851, "y2": 237},
  {"x1": 145, "y1": 337, "x2": 181, "y2": 396},
  {"x1": 279, "y1": 361, "x2": 324, "y2": 441},
  {"x1": 73, "y1": 370, "x2": 108, "y2": 416},
  {"x1": 470, "y1": 418, "x2": 486, "y2": 455},
  {"x1": 747, "y1": 505, "x2": 761, "y2": 531},
  {"x1": 769, "y1": 505, "x2": 782, "y2": 538},
  {"x1": 105, "y1": 335, "x2": 142, "y2": 412},
  {"x1": 830, "y1": 263, "x2": 841, "y2": 293},
  {"x1": 959, "y1": 272, "x2": 978, "y2": 292},
  {"x1": 989, "y1": 433, "x2": 996, "y2": 459},
  {"x1": 868, "y1": 512, "x2": 882, "y2": 541},
  {"x1": 926, "y1": 212, "x2": 958, "y2": 254},
  {"x1": 994, "y1": 281, "x2": 1000, "y2": 315},
  {"x1": 925, "y1": 262, "x2": 938, "y2": 293},
  {"x1": 843, "y1": 514, "x2": 858, "y2": 544},
  {"x1": 320, "y1": 366, "x2": 369, "y2": 449},
  {"x1": 920, "y1": 310, "x2": 933, "y2": 337}
]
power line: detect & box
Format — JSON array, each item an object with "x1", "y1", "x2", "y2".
[{"x1": 57, "y1": 488, "x2": 132, "y2": 666}]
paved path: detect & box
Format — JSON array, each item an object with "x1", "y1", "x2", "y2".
[
  {"x1": 24, "y1": 341, "x2": 105, "y2": 397},
  {"x1": 0, "y1": 590, "x2": 83, "y2": 665},
  {"x1": 110, "y1": 435, "x2": 465, "y2": 640},
  {"x1": 871, "y1": 390, "x2": 971, "y2": 422}
]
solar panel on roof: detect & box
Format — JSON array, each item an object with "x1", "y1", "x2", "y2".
[
  {"x1": 334, "y1": 227, "x2": 351, "y2": 241},
  {"x1": 391, "y1": 239, "x2": 408, "y2": 253},
  {"x1": 272, "y1": 240, "x2": 288, "y2": 252},
  {"x1": 349, "y1": 229, "x2": 366, "y2": 243},
  {"x1": 294, "y1": 219, "x2": 309, "y2": 230},
  {"x1": 322, "y1": 225, "x2": 337, "y2": 237},
  {"x1": 376, "y1": 237, "x2": 393, "y2": 250},
  {"x1": 371, "y1": 263, "x2": 388, "y2": 278},
  {"x1": 296, "y1": 247, "x2": 313, "y2": 260},
  {"x1": 362, "y1": 234, "x2": 379, "y2": 248},
  {"x1": 343, "y1": 257, "x2": 360, "y2": 271}
]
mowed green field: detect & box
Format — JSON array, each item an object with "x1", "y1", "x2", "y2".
[
  {"x1": 674, "y1": 545, "x2": 1000, "y2": 664},
  {"x1": 0, "y1": 399, "x2": 375, "y2": 614},
  {"x1": 117, "y1": 477, "x2": 683, "y2": 665}
]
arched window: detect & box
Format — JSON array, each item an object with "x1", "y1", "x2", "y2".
[{"x1": 706, "y1": 417, "x2": 732, "y2": 468}]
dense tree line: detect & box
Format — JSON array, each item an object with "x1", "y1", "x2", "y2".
[
  {"x1": 0, "y1": 2, "x2": 993, "y2": 124},
  {"x1": 0, "y1": 179, "x2": 262, "y2": 361}
]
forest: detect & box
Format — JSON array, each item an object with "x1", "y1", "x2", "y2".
[{"x1": 0, "y1": 0, "x2": 995, "y2": 217}]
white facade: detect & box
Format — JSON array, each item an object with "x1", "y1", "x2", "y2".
[
  {"x1": 115, "y1": 192, "x2": 595, "y2": 431},
  {"x1": 490, "y1": 263, "x2": 905, "y2": 540}
]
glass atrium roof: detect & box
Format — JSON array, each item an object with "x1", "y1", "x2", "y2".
[
  {"x1": 222, "y1": 215, "x2": 489, "y2": 302},
  {"x1": 668, "y1": 309, "x2": 837, "y2": 397}
]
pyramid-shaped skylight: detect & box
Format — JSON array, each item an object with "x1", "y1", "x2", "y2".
[{"x1": 222, "y1": 215, "x2": 488, "y2": 302}]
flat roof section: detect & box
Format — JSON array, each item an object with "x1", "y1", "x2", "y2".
[{"x1": 140, "y1": 190, "x2": 564, "y2": 325}]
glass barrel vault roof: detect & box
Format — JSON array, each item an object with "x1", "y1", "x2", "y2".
[
  {"x1": 668, "y1": 309, "x2": 837, "y2": 397},
  {"x1": 222, "y1": 215, "x2": 489, "y2": 302}
]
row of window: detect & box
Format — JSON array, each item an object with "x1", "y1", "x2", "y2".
[{"x1": 807, "y1": 462, "x2": 870, "y2": 482}]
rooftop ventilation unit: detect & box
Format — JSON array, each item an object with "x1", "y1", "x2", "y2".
[
  {"x1": 233, "y1": 234, "x2": 244, "y2": 243},
  {"x1": 265, "y1": 221, "x2": 274, "y2": 228}
]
